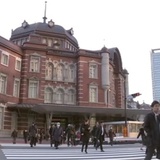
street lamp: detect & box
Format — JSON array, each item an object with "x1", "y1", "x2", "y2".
[{"x1": 123, "y1": 69, "x2": 129, "y2": 137}]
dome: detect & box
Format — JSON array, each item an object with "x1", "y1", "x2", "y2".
[{"x1": 10, "y1": 21, "x2": 78, "y2": 46}]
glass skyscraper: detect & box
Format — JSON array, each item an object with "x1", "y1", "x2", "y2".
[{"x1": 151, "y1": 49, "x2": 160, "y2": 101}]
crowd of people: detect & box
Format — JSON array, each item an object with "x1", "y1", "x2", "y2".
[
  {"x1": 11, "y1": 120, "x2": 116, "y2": 152},
  {"x1": 10, "y1": 100, "x2": 160, "y2": 159}
]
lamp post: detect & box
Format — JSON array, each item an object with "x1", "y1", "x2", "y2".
[{"x1": 123, "y1": 71, "x2": 128, "y2": 137}]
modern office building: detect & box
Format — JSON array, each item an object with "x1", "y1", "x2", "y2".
[{"x1": 151, "y1": 49, "x2": 160, "y2": 101}]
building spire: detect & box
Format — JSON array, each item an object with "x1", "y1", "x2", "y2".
[{"x1": 43, "y1": 1, "x2": 47, "y2": 23}]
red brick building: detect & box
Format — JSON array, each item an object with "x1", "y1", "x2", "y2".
[{"x1": 0, "y1": 18, "x2": 129, "y2": 137}]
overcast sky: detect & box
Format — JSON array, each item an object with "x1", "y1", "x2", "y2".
[{"x1": 1, "y1": 0, "x2": 160, "y2": 105}]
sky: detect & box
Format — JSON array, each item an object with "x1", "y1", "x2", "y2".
[{"x1": 0, "y1": 0, "x2": 160, "y2": 105}]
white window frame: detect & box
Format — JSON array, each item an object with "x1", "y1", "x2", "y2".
[
  {"x1": 68, "y1": 65, "x2": 75, "y2": 81},
  {"x1": 56, "y1": 89, "x2": 64, "y2": 104},
  {"x1": 48, "y1": 39, "x2": 53, "y2": 47},
  {"x1": 15, "y1": 58, "x2": 21, "y2": 71},
  {"x1": 44, "y1": 88, "x2": 53, "y2": 103},
  {"x1": 0, "y1": 73, "x2": 7, "y2": 94},
  {"x1": 89, "y1": 86, "x2": 98, "y2": 103},
  {"x1": 28, "y1": 80, "x2": 39, "y2": 98},
  {"x1": 1, "y1": 52, "x2": 9, "y2": 66},
  {"x1": 57, "y1": 64, "x2": 64, "y2": 81},
  {"x1": 30, "y1": 56, "x2": 40, "y2": 72},
  {"x1": 13, "y1": 78, "x2": 20, "y2": 97},
  {"x1": 45, "y1": 63, "x2": 53, "y2": 80},
  {"x1": 89, "y1": 64, "x2": 98, "y2": 79},
  {"x1": 68, "y1": 89, "x2": 75, "y2": 104}
]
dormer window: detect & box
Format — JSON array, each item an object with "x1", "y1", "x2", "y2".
[
  {"x1": 48, "y1": 20, "x2": 54, "y2": 28},
  {"x1": 22, "y1": 20, "x2": 28, "y2": 28},
  {"x1": 42, "y1": 38, "x2": 47, "y2": 44}
]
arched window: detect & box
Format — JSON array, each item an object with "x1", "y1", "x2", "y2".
[
  {"x1": 57, "y1": 64, "x2": 64, "y2": 81},
  {"x1": 44, "y1": 88, "x2": 53, "y2": 103},
  {"x1": 46, "y1": 63, "x2": 53, "y2": 80},
  {"x1": 68, "y1": 65, "x2": 75, "y2": 81},
  {"x1": 68, "y1": 89, "x2": 75, "y2": 104},
  {"x1": 56, "y1": 89, "x2": 64, "y2": 104}
]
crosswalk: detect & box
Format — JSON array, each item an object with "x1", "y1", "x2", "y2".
[{"x1": 1, "y1": 144, "x2": 158, "y2": 160}]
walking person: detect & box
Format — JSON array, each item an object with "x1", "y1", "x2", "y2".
[
  {"x1": 28, "y1": 122, "x2": 37, "y2": 147},
  {"x1": 137, "y1": 126, "x2": 146, "y2": 150},
  {"x1": 143, "y1": 100, "x2": 160, "y2": 160},
  {"x1": 80, "y1": 119, "x2": 90, "y2": 154},
  {"x1": 108, "y1": 126, "x2": 116, "y2": 146},
  {"x1": 52, "y1": 122, "x2": 63, "y2": 149},
  {"x1": 23, "y1": 129, "x2": 28, "y2": 144},
  {"x1": 96, "y1": 121, "x2": 106, "y2": 152},
  {"x1": 91, "y1": 121, "x2": 99, "y2": 148},
  {"x1": 11, "y1": 129, "x2": 18, "y2": 144},
  {"x1": 65, "y1": 124, "x2": 72, "y2": 146},
  {"x1": 49, "y1": 123, "x2": 55, "y2": 147}
]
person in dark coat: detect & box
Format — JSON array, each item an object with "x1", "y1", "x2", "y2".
[
  {"x1": 65, "y1": 124, "x2": 72, "y2": 146},
  {"x1": 49, "y1": 124, "x2": 55, "y2": 147},
  {"x1": 108, "y1": 126, "x2": 116, "y2": 146},
  {"x1": 80, "y1": 119, "x2": 90, "y2": 154},
  {"x1": 137, "y1": 127, "x2": 146, "y2": 150},
  {"x1": 91, "y1": 121, "x2": 99, "y2": 148},
  {"x1": 11, "y1": 129, "x2": 18, "y2": 144},
  {"x1": 52, "y1": 122, "x2": 63, "y2": 149},
  {"x1": 23, "y1": 129, "x2": 28, "y2": 144},
  {"x1": 143, "y1": 100, "x2": 160, "y2": 160},
  {"x1": 28, "y1": 122, "x2": 37, "y2": 147},
  {"x1": 96, "y1": 122, "x2": 107, "y2": 152}
]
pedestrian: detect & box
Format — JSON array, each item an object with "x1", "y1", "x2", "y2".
[
  {"x1": 49, "y1": 123, "x2": 55, "y2": 147},
  {"x1": 28, "y1": 122, "x2": 38, "y2": 147},
  {"x1": 108, "y1": 126, "x2": 116, "y2": 146},
  {"x1": 96, "y1": 121, "x2": 107, "y2": 152},
  {"x1": 80, "y1": 119, "x2": 90, "y2": 154},
  {"x1": 11, "y1": 129, "x2": 18, "y2": 144},
  {"x1": 137, "y1": 126, "x2": 146, "y2": 150},
  {"x1": 143, "y1": 100, "x2": 160, "y2": 160},
  {"x1": 52, "y1": 122, "x2": 63, "y2": 149},
  {"x1": 91, "y1": 121, "x2": 99, "y2": 148},
  {"x1": 38, "y1": 129, "x2": 44, "y2": 144},
  {"x1": 23, "y1": 129, "x2": 28, "y2": 144},
  {"x1": 65, "y1": 124, "x2": 72, "y2": 146}
]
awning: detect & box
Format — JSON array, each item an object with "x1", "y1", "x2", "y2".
[
  {"x1": 7, "y1": 103, "x2": 151, "y2": 116},
  {"x1": 31, "y1": 103, "x2": 151, "y2": 116}
]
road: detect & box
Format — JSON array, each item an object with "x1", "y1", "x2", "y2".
[{"x1": 0, "y1": 143, "x2": 157, "y2": 160}]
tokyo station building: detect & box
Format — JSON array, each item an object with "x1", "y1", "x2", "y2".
[{"x1": 0, "y1": 15, "x2": 147, "y2": 137}]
